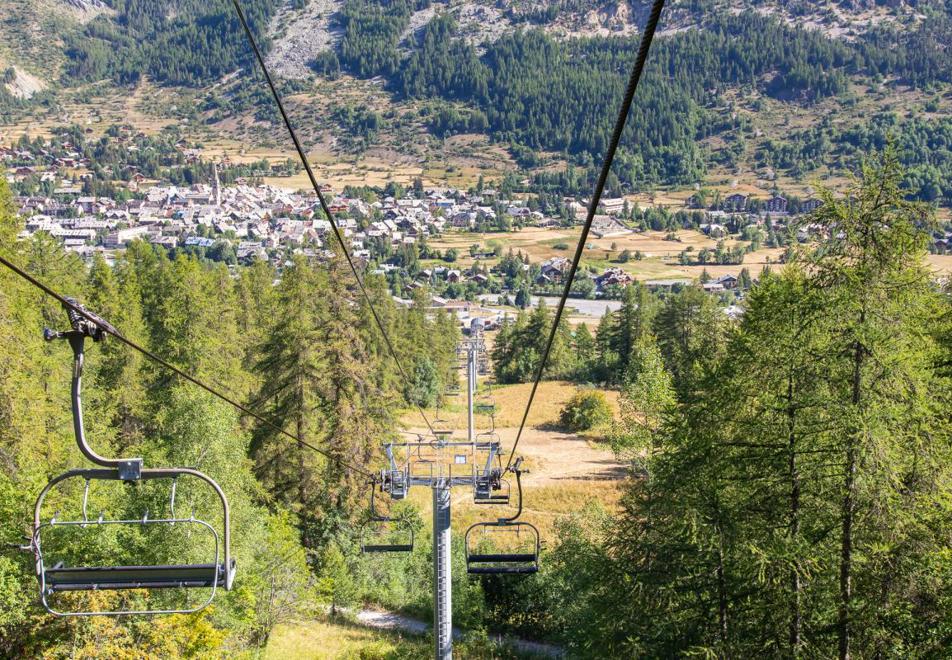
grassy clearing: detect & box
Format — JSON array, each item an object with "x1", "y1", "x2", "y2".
[
  {"x1": 402, "y1": 381, "x2": 619, "y2": 431},
  {"x1": 265, "y1": 617, "x2": 430, "y2": 660}
]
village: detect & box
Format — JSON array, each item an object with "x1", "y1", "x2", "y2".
[{"x1": 7, "y1": 130, "x2": 950, "y2": 328}]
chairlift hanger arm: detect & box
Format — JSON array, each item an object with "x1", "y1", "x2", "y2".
[
  {"x1": 46, "y1": 326, "x2": 143, "y2": 476},
  {"x1": 499, "y1": 461, "x2": 527, "y2": 524}
]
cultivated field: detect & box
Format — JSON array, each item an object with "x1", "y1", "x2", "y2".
[{"x1": 427, "y1": 226, "x2": 787, "y2": 283}]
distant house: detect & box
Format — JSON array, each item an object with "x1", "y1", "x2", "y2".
[
  {"x1": 104, "y1": 226, "x2": 152, "y2": 248},
  {"x1": 714, "y1": 274, "x2": 738, "y2": 289},
  {"x1": 765, "y1": 195, "x2": 788, "y2": 213},
  {"x1": 591, "y1": 215, "x2": 633, "y2": 238},
  {"x1": 596, "y1": 267, "x2": 633, "y2": 288},
  {"x1": 701, "y1": 223, "x2": 728, "y2": 238},
  {"x1": 723, "y1": 194, "x2": 747, "y2": 211},
  {"x1": 183, "y1": 236, "x2": 215, "y2": 248},
  {"x1": 539, "y1": 257, "x2": 570, "y2": 283},
  {"x1": 598, "y1": 198, "x2": 626, "y2": 215}
]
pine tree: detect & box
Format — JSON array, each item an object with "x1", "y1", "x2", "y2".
[
  {"x1": 608, "y1": 283, "x2": 656, "y2": 384},
  {"x1": 251, "y1": 256, "x2": 329, "y2": 511},
  {"x1": 573, "y1": 323, "x2": 595, "y2": 381},
  {"x1": 653, "y1": 285, "x2": 725, "y2": 398}
]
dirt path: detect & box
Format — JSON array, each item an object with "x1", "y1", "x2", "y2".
[{"x1": 355, "y1": 608, "x2": 565, "y2": 658}]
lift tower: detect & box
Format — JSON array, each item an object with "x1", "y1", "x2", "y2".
[{"x1": 374, "y1": 319, "x2": 501, "y2": 660}]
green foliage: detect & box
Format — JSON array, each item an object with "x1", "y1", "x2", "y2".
[
  {"x1": 559, "y1": 388, "x2": 612, "y2": 432},
  {"x1": 0, "y1": 218, "x2": 457, "y2": 654},
  {"x1": 404, "y1": 357, "x2": 441, "y2": 408},
  {"x1": 387, "y1": 10, "x2": 951, "y2": 191},
  {"x1": 338, "y1": 0, "x2": 430, "y2": 78},
  {"x1": 588, "y1": 283, "x2": 657, "y2": 385},
  {"x1": 759, "y1": 113, "x2": 952, "y2": 204},
  {"x1": 491, "y1": 301, "x2": 576, "y2": 384},
  {"x1": 516, "y1": 152, "x2": 952, "y2": 656},
  {"x1": 65, "y1": 0, "x2": 283, "y2": 86},
  {"x1": 316, "y1": 543, "x2": 359, "y2": 614},
  {"x1": 610, "y1": 333, "x2": 675, "y2": 458}
]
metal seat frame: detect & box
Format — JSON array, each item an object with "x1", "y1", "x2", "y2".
[
  {"x1": 30, "y1": 303, "x2": 235, "y2": 617},
  {"x1": 465, "y1": 461, "x2": 539, "y2": 576},
  {"x1": 361, "y1": 480, "x2": 413, "y2": 554}
]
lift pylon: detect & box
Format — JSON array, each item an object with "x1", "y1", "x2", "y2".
[{"x1": 367, "y1": 317, "x2": 527, "y2": 660}]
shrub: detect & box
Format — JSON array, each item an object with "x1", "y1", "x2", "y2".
[{"x1": 559, "y1": 389, "x2": 613, "y2": 432}]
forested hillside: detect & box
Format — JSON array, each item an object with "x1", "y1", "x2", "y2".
[
  {"x1": 0, "y1": 174, "x2": 462, "y2": 655},
  {"x1": 2, "y1": 0, "x2": 950, "y2": 204}
]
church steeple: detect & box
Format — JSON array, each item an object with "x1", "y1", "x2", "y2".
[{"x1": 212, "y1": 161, "x2": 221, "y2": 206}]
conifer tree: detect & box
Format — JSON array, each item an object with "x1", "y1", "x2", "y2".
[
  {"x1": 653, "y1": 285, "x2": 725, "y2": 398},
  {"x1": 802, "y1": 151, "x2": 947, "y2": 658}
]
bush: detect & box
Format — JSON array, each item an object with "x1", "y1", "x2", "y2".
[{"x1": 559, "y1": 389, "x2": 613, "y2": 432}]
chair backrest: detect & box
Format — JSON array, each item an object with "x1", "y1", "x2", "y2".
[{"x1": 32, "y1": 468, "x2": 235, "y2": 617}]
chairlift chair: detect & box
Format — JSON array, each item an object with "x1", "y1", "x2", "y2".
[
  {"x1": 361, "y1": 480, "x2": 413, "y2": 554},
  {"x1": 472, "y1": 444, "x2": 508, "y2": 505},
  {"x1": 473, "y1": 402, "x2": 497, "y2": 416},
  {"x1": 465, "y1": 459, "x2": 539, "y2": 575},
  {"x1": 30, "y1": 302, "x2": 235, "y2": 617},
  {"x1": 474, "y1": 477, "x2": 510, "y2": 506}
]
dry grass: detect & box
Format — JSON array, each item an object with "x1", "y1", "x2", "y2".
[
  {"x1": 402, "y1": 381, "x2": 619, "y2": 431},
  {"x1": 927, "y1": 254, "x2": 952, "y2": 275},
  {"x1": 423, "y1": 227, "x2": 788, "y2": 285},
  {"x1": 265, "y1": 618, "x2": 429, "y2": 660},
  {"x1": 402, "y1": 478, "x2": 623, "y2": 540}
]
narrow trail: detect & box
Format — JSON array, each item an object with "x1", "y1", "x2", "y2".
[{"x1": 354, "y1": 608, "x2": 565, "y2": 658}]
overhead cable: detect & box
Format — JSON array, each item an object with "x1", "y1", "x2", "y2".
[
  {"x1": 505, "y1": 0, "x2": 668, "y2": 471},
  {"x1": 228, "y1": 0, "x2": 437, "y2": 437}
]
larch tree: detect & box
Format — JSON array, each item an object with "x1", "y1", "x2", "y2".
[{"x1": 802, "y1": 151, "x2": 950, "y2": 658}]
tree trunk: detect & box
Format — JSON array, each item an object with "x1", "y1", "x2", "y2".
[
  {"x1": 787, "y1": 377, "x2": 801, "y2": 656},
  {"x1": 297, "y1": 377, "x2": 307, "y2": 508},
  {"x1": 839, "y1": 331, "x2": 864, "y2": 660},
  {"x1": 716, "y1": 518, "x2": 729, "y2": 657}
]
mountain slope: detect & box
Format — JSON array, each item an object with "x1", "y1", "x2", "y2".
[{"x1": 1, "y1": 0, "x2": 950, "y2": 204}]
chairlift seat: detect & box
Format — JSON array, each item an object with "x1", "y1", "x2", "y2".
[
  {"x1": 468, "y1": 553, "x2": 536, "y2": 563},
  {"x1": 361, "y1": 543, "x2": 413, "y2": 553},
  {"x1": 474, "y1": 494, "x2": 510, "y2": 505},
  {"x1": 466, "y1": 552, "x2": 539, "y2": 575},
  {"x1": 468, "y1": 565, "x2": 538, "y2": 575},
  {"x1": 44, "y1": 561, "x2": 235, "y2": 592}
]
